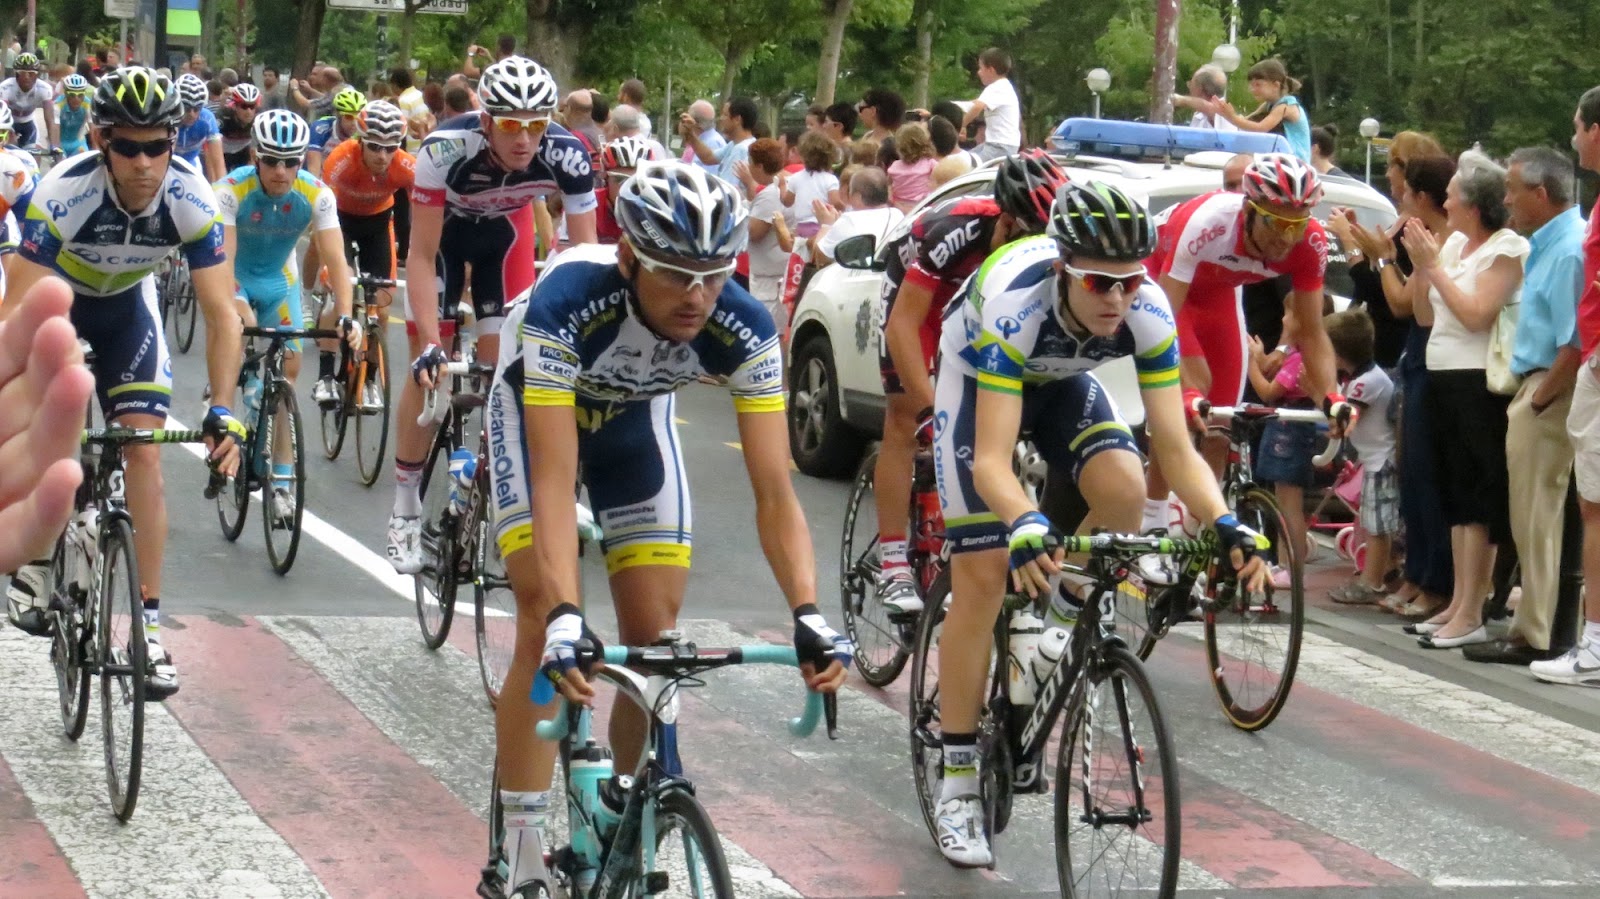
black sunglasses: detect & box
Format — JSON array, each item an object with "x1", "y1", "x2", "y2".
[
  {"x1": 105, "y1": 136, "x2": 174, "y2": 159},
  {"x1": 258, "y1": 156, "x2": 303, "y2": 169}
]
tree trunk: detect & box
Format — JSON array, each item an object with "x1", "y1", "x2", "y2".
[
  {"x1": 291, "y1": 0, "x2": 325, "y2": 79},
  {"x1": 1384, "y1": 0, "x2": 1393, "y2": 80},
  {"x1": 202, "y1": 0, "x2": 222, "y2": 60},
  {"x1": 719, "y1": 43, "x2": 747, "y2": 100},
  {"x1": 1150, "y1": 0, "x2": 1181, "y2": 124},
  {"x1": 1413, "y1": 0, "x2": 1423, "y2": 74},
  {"x1": 910, "y1": 0, "x2": 934, "y2": 110},
  {"x1": 400, "y1": 6, "x2": 417, "y2": 69},
  {"x1": 1308, "y1": 42, "x2": 1323, "y2": 109},
  {"x1": 526, "y1": 0, "x2": 583, "y2": 89},
  {"x1": 814, "y1": 0, "x2": 854, "y2": 107}
]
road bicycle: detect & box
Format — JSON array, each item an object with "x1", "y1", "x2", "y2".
[
  {"x1": 48, "y1": 423, "x2": 224, "y2": 822},
  {"x1": 483, "y1": 633, "x2": 838, "y2": 898},
  {"x1": 314, "y1": 264, "x2": 395, "y2": 486},
  {"x1": 157, "y1": 253, "x2": 199, "y2": 353},
  {"x1": 209, "y1": 325, "x2": 340, "y2": 574},
  {"x1": 910, "y1": 533, "x2": 1206, "y2": 897}
]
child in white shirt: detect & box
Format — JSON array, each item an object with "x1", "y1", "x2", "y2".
[{"x1": 1326, "y1": 309, "x2": 1399, "y2": 605}]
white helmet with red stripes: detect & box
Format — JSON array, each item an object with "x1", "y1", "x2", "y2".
[{"x1": 1241, "y1": 153, "x2": 1323, "y2": 209}]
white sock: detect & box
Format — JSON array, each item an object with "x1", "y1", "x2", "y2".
[
  {"x1": 1583, "y1": 620, "x2": 1600, "y2": 646},
  {"x1": 939, "y1": 737, "x2": 979, "y2": 802},
  {"x1": 879, "y1": 538, "x2": 910, "y2": 576},
  {"x1": 393, "y1": 461, "x2": 423, "y2": 518},
  {"x1": 1141, "y1": 497, "x2": 1167, "y2": 533},
  {"x1": 501, "y1": 789, "x2": 550, "y2": 889}
]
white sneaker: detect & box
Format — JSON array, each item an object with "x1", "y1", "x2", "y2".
[
  {"x1": 387, "y1": 514, "x2": 423, "y2": 574},
  {"x1": 934, "y1": 794, "x2": 992, "y2": 868},
  {"x1": 1529, "y1": 638, "x2": 1600, "y2": 687},
  {"x1": 312, "y1": 376, "x2": 340, "y2": 409},
  {"x1": 271, "y1": 488, "x2": 295, "y2": 529},
  {"x1": 6, "y1": 559, "x2": 52, "y2": 636},
  {"x1": 877, "y1": 571, "x2": 923, "y2": 615}
]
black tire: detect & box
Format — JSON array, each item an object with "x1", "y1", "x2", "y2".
[
  {"x1": 319, "y1": 354, "x2": 353, "y2": 461},
  {"x1": 839, "y1": 450, "x2": 909, "y2": 687},
  {"x1": 414, "y1": 428, "x2": 459, "y2": 650},
  {"x1": 173, "y1": 272, "x2": 198, "y2": 354},
  {"x1": 1204, "y1": 485, "x2": 1304, "y2": 731},
  {"x1": 156, "y1": 263, "x2": 174, "y2": 326},
  {"x1": 1055, "y1": 645, "x2": 1180, "y2": 898},
  {"x1": 50, "y1": 538, "x2": 91, "y2": 742},
  {"x1": 98, "y1": 517, "x2": 145, "y2": 822},
  {"x1": 475, "y1": 509, "x2": 515, "y2": 708},
  {"x1": 215, "y1": 383, "x2": 253, "y2": 542},
  {"x1": 647, "y1": 788, "x2": 736, "y2": 898},
  {"x1": 787, "y1": 335, "x2": 866, "y2": 478},
  {"x1": 260, "y1": 385, "x2": 307, "y2": 575},
  {"x1": 908, "y1": 570, "x2": 948, "y2": 845},
  {"x1": 355, "y1": 335, "x2": 391, "y2": 487}
]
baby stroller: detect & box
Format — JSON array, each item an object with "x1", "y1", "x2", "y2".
[{"x1": 1305, "y1": 453, "x2": 1371, "y2": 572}]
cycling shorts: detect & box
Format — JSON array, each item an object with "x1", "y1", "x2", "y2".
[
  {"x1": 1176, "y1": 284, "x2": 1248, "y2": 406},
  {"x1": 72, "y1": 275, "x2": 172, "y2": 420},
  {"x1": 433, "y1": 206, "x2": 537, "y2": 336},
  {"x1": 878, "y1": 278, "x2": 954, "y2": 395},
  {"x1": 13, "y1": 119, "x2": 36, "y2": 148},
  {"x1": 934, "y1": 371, "x2": 1137, "y2": 553},
  {"x1": 338, "y1": 209, "x2": 397, "y2": 286},
  {"x1": 237, "y1": 268, "x2": 305, "y2": 351},
  {"x1": 488, "y1": 361, "x2": 691, "y2": 574}
]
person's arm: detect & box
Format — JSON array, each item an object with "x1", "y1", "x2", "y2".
[
  {"x1": 1, "y1": 254, "x2": 51, "y2": 314},
  {"x1": 771, "y1": 211, "x2": 794, "y2": 253},
  {"x1": 1423, "y1": 253, "x2": 1522, "y2": 333},
  {"x1": 203, "y1": 137, "x2": 226, "y2": 182},
  {"x1": 406, "y1": 200, "x2": 445, "y2": 349},
  {"x1": 43, "y1": 95, "x2": 57, "y2": 149},
  {"x1": 462, "y1": 46, "x2": 485, "y2": 79},
  {"x1": 1290, "y1": 288, "x2": 1338, "y2": 401},
  {"x1": 971, "y1": 385, "x2": 1033, "y2": 525},
  {"x1": 564, "y1": 208, "x2": 597, "y2": 245},
  {"x1": 1144, "y1": 382, "x2": 1232, "y2": 522},
  {"x1": 306, "y1": 146, "x2": 326, "y2": 178},
  {"x1": 885, "y1": 276, "x2": 939, "y2": 412},
  {"x1": 1158, "y1": 272, "x2": 1211, "y2": 393},
  {"x1": 1215, "y1": 98, "x2": 1286, "y2": 133},
  {"x1": 190, "y1": 253, "x2": 244, "y2": 475},
  {"x1": 532, "y1": 198, "x2": 556, "y2": 258},
  {"x1": 1534, "y1": 345, "x2": 1581, "y2": 414},
  {"x1": 959, "y1": 100, "x2": 988, "y2": 132},
  {"x1": 1247, "y1": 336, "x2": 1286, "y2": 403},
  {"x1": 677, "y1": 114, "x2": 718, "y2": 165},
  {"x1": 311, "y1": 224, "x2": 358, "y2": 342}
]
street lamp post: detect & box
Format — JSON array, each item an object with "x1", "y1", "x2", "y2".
[
  {"x1": 1087, "y1": 68, "x2": 1111, "y2": 119},
  {"x1": 1360, "y1": 117, "x2": 1381, "y2": 184}
]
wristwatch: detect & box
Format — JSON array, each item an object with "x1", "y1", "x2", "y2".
[{"x1": 1373, "y1": 258, "x2": 1393, "y2": 274}]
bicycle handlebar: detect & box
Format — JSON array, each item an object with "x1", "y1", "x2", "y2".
[
  {"x1": 1198, "y1": 402, "x2": 1348, "y2": 467},
  {"x1": 418, "y1": 359, "x2": 495, "y2": 425},
  {"x1": 79, "y1": 426, "x2": 232, "y2": 500},
  {"x1": 241, "y1": 326, "x2": 343, "y2": 341}
]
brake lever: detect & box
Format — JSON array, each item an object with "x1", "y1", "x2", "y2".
[{"x1": 824, "y1": 692, "x2": 839, "y2": 741}]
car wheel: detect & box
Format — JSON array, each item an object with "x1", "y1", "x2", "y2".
[{"x1": 789, "y1": 334, "x2": 867, "y2": 478}]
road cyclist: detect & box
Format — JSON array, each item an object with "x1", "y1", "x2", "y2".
[
  {"x1": 174, "y1": 72, "x2": 225, "y2": 182},
  {"x1": 1, "y1": 53, "x2": 58, "y2": 154},
  {"x1": 55, "y1": 74, "x2": 92, "y2": 158}
]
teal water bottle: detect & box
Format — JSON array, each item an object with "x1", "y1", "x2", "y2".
[{"x1": 567, "y1": 741, "x2": 614, "y2": 863}]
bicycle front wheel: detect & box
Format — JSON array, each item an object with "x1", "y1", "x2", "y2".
[
  {"x1": 839, "y1": 449, "x2": 908, "y2": 687},
  {"x1": 355, "y1": 335, "x2": 391, "y2": 487},
  {"x1": 173, "y1": 274, "x2": 198, "y2": 353},
  {"x1": 907, "y1": 570, "x2": 948, "y2": 844},
  {"x1": 50, "y1": 539, "x2": 91, "y2": 741},
  {"x1": 414, "y1": 428, "x2": 460, "y2": 649},
  {"x1": 98, "y1": 517, "x2": 145, "y2": 822},
  {"x1": 475, "y1": 513, "x2": 515, "y2": 707},
  {"x1": 320, "y1": 356, "x2": 353, "y2": 460},
  {"x1": 215, "y1": 382, "x2": 252, "y2": 541},
  {"x1": 644, "y1": 788, "x2": 735, "y2": 899},
  {"x1": 1055, "y1": 645, "x2": 1179, "y2": 898},
  {"x1": 261, "y1": 385, "x2": 307, "y2": 574},
  {"x1": 1204, "y1": 485, "x2": 1304, "y2": 731}
]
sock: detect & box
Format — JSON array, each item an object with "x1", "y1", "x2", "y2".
[
  {"x1": 318, "y1": 352, "x2": 335, "y2": 380},
  {"x1": 394, "y1": 460, "x2": 424, "y2": 517},
  {"x1": 1584, "y1": 620, "x2": 1600, "y2": 646},
  {"x1": 940, "y1": 733, "x2": 979, "y2": 802},
  {"x1": 1051, "y1": 573, "x2": 1092, "y2": 627},
  {"x1": 500, "y1": 790, "x2": 550, "y2": 889},
  {"x1": 879, "y1": 537, "x2": 910, "y2": 577},
  {"x1": 1141, "y1": 497, "x2": 1167, "y2": 533},
  {"x1": 143, "y1": 596, "x2": 160, "y2": 640}
]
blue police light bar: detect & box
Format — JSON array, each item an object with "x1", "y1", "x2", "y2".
[{"x1": 1049, "y1": 117, "x2": 1292, "y2": 158}]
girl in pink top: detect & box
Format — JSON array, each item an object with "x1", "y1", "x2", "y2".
[{"x1": 888, "y1": 122, "x2": 936, "y2": 212}]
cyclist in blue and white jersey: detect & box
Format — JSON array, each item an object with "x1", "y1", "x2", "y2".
[
  {"x1": 2, "y1": 67, "x2": 245, "y2": 698},
  {"x1": 390, "y1": 56, "x2": 598, "y2": 573},
  {"x1": 461, "y1": 160, "x2": 851, "y2": 898},
  {"x1": 0, "y1": 53, "x2": 57, "y2": 151},
  {"x1": 305, "y1": 86, "x2": 365, "y2": 177},
  {"x1": 174, "y1": 73, "x2": 225, "y2": 182},
  {"x1": 215, "y1": 109, "x2": 361, "y2": 524},
  {"x1": 926, "y1": 180, "x2": 1269, "y2": 867},
  {"x1": 55, "y1": 74, "x2": 91, "y2": 157}
]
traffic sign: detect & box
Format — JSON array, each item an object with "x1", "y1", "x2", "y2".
[
  {"x1": 104, "y1": 0, "x2": 137, "y2": 18},
  {"x1": 325, "y1": 0, "x2": 467, "y2": 15}
]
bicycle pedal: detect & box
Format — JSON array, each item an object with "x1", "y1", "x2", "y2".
[{"x1": 644, "y1": 871, "x2": 670, "y2": 894}]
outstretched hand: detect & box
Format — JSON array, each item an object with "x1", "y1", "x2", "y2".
[{"x1": 0, "y1": 276, "x2": 94, "y2": 572}]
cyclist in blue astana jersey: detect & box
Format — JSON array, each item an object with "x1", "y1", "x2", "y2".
[
  {"x1": 2, "y1": 67, "x2": 246, "y2": 699},
  {"x1": 216, "y1": 109, "x2": 361, "y2": 525},
  {"x1": 458, "y1": 161, "x2": 852, "y2": 899},
  {"x1": 55, "y1": 74, "x2": 91, "y2": 156},
  {"x1": 175, "y1": 72, "x2": 225, "y2": 182},
  {"x1": 925, "y1": 181, "x2": 1269, "y2": 868}
]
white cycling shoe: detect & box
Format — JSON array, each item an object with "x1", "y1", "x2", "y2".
[
  {"x1": 935, "y1": 794, "x2": 993, "y2": 868},
  {"x1": 387, "y1": 514, "x2": 423, "y2": 574},
  {"x1": 877, "y1": 571, "x2": 924, "y2": 616}
]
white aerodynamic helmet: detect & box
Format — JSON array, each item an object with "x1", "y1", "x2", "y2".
[{"x1": 476, "y1": 56, "x2": 558, "y2": 115}]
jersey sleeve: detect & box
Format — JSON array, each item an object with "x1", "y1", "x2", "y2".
[
  {"x1": 393, "y1": 152, "x2": 417, "y2": 191},
  {"x1": 911, "y1": 211, "x2": 983, "y2": 288},
  {"x1": 18, "y1": 203, "x2": 60, "y2": 267},
  {"x1": 1160, "y1": 205, "x2": 1216, "y2": 284},
  {"x1": 174, "y1": 173, "x2": 227, "y2": 270},
  {"x1": 214, "y1": 177, "x2": 241, "y2": 226},
  {"x1": 0, "y1": 159, "x2": 32, "y2": 216},
  {"x1": 518, "y1": 266, "x2": 587, "y2": 406},
  {"x1": 202, "y1": 110, "x2": 221, "y2": 142},
  {"x1": 550, "y1": 134, "x2": 598, "y2": 216},
  {"x1": 1289, "y1": 221, "x2": 1329, "y2": 293},
  {"x1": 411, "y1": 137, "x2": 453, "y2": 208},
  {"x1": 311, "y1": 183, "x2": 340, "y2": 231},
  {"x1": 710, "y1": 287, "x2": 786, "y2": 413},
  {"x1": 1347, "y1": 367, "x2": 1390, "y2": 409},
  {"x1": 955, "y1": 247, "x2": 1054, "y2": 396},
  {"x1": 1127, "y1": 283, "x2": 1181, "y2": 390}
]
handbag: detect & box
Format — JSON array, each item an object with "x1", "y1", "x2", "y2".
[{"x1": 1485, "y1": 299, "x2": 1521, "y2": 396}]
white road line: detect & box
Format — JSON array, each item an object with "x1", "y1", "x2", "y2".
[
  {"x1": 0, "y1": 628, "x2": 329, "y2": 899},
  {"x1": 166, "y1": 415, "x2": 505, "y2": 617}
]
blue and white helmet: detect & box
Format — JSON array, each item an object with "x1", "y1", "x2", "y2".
[
  {"x1": 615, "y1": 161, "x2": 748, "y2": 262},
  {"x1": 63, "y1": 74, "x2": 92, "y2": 95},
  {"x1": 252, "y1": 109, "x2": 310, "y2": 158},
  {"x1": 176, "y1": 73, "x2": 208, "y2": 110}
]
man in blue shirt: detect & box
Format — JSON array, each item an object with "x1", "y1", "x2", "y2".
[
  {"x1": 675, "y1": 99, "x2": 725, "y2": 174},
  {"x1": 1470, "y1": 146, "x2": 1586, "y2": 666},
  {"x1": 679, "y1": 96, "x2": 756, "y2": 184}
]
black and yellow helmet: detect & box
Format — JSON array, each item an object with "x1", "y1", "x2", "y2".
[
  {"x1": 92, "y1": 66, "x2": 183, "y2": 130},
  {"x1": 1047, "y1": 180, "x2": 1158, "y2": 262}
]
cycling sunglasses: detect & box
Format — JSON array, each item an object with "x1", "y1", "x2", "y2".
[
  {"x1": 105, "y1": 136, "x2": 174, "y2": 159},
  {"x1": 633, "y1": 250, "x2": 734, "y2": 293},
  {"x1": 1063, "y1": 264, "x2": 1145, "y2": 295},
  {"x1": 258, "y1": 155, "x2": 303, "y2": 169},
  {"x1": 1247, "y1": 200, "x2": 1312, "y2": 237},
  {"x1": 490, "y1": 115, "x2": 551, "y2": 137},
  {"x1": 361, "y1": 140, "x2": 400, "y2": 153}
]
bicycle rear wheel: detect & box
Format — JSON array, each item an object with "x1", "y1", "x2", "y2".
[
  {"x1": 475, "y1": 512, "x2": 515, "y2": 707},
  {"x1": 908, "y1": 570, "x2": 948, "y2": 844},
  {"x1": 173, "y1": 273, "x2": 198, "y2": 354},
  {"x1": 355, "y1": 336, "x2": 391, "y2": 487},
  {"x1": 261, "y1": 385, "x2": 307, "y2": 574},
  {"x1": 839, "y1": 450, "x2": 908, "y2": 687},
  {"x1": 1204, "y1": 485, "x2": 1304, "y2": 731},
  {"x1": 50, "y1": 539, "x2": 91, "y2": 741},
  {"x1": 98, "y1": 517, "x2": 145, "y2": 822},
  {"x1": 645, "y1": 788, "x2": 735, "y2": 898},
  {"x1": 414, "y1": 428, "x2": 459, "y2": 649},
  {"x1": 1055, "y1": 645, "x2": 1179, "y2": 898}
]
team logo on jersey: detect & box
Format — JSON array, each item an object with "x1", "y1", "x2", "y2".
[
  {"x1": 995, "y1": 316, "x2": 1022, "y2": 339},
  {"x1": 250, "y1": 211, "x2": 263, "y2": 223},
  {"x1": 166, "y1": 179, "x2": 216, "y2": 217},
  {"x1": 1186, "y1": 222, "x2": 1226, "y2": 257},
  {"x1": 927, "y1": 218, "x2": 983, "y2": 270},
  {"x1": 543, "y1": 143, "x2": 589, "y2": 179}
]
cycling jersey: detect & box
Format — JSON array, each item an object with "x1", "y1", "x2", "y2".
[
  {"x1": 55, "y1": 96, "x2": 88, "y2": 154},
  {"x1": 322, "y1": 139, "x2": 414, "y2": 216},
  {"x1": 488, "y1": 245, "x2": 784, "y2": 569},
  {"x1": 175, "y1": 107, "x2": 221, "y2": 169},
  {"x1": 20, "y1": 152, "x2": 225, "y2": 297},
  {"x1": 934, "y1": 235, "x2": 1177, "y2": 551},
  {"x1": 309, "y1": 116, "x2": 356, "y2": 154},
  {"x1": 878, "y1": 195, "x2": 1003, "y2": 392},
  {"x1": 218, "y1": 108, "x2": 253, "y2": 169},
  {"x1": 413, "y1": 114, "x2": 596, "y2": 220},
  {"x1": 1145, "y1": 190, "x2": 1328, "y2": 405},
  {"x1": 216, "y1": 165, "x2": 339, "y2": 350},
  {"x1": 1, "y1": 77, "x2": 52, "y2": 119}
]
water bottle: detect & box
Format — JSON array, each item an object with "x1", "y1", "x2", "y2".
[
  {"x1": 567, "y1": 741, "x2": 614, "y2": 861},
  {"x1": 241, "y1": 371, "x2": 262, "y2": 427},
  {"x1": 1006, "y1": 609, "x2": 1043, "y2": 705},
  {"x1": 593, "y1": 773, "x2": 631, "y2": 839},
  {"x1": 1034, "y1": 626, "x2": 1072, "y2": 687},
  {"x1": 447, "y1": 448, "x2": 476, "y2": 515}
]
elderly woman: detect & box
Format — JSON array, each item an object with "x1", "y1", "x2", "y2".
[{"x1": 1399, "y1": 150, "x2": 1528, "y2": 648}]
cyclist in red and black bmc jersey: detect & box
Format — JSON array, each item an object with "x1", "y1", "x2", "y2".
[
  {"x1": 872, "y1": 150, "x2": 1067, "y2": 615},
  {"x1": 1140, "y1": 153, "x2": 1349, "y2": 543}
]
